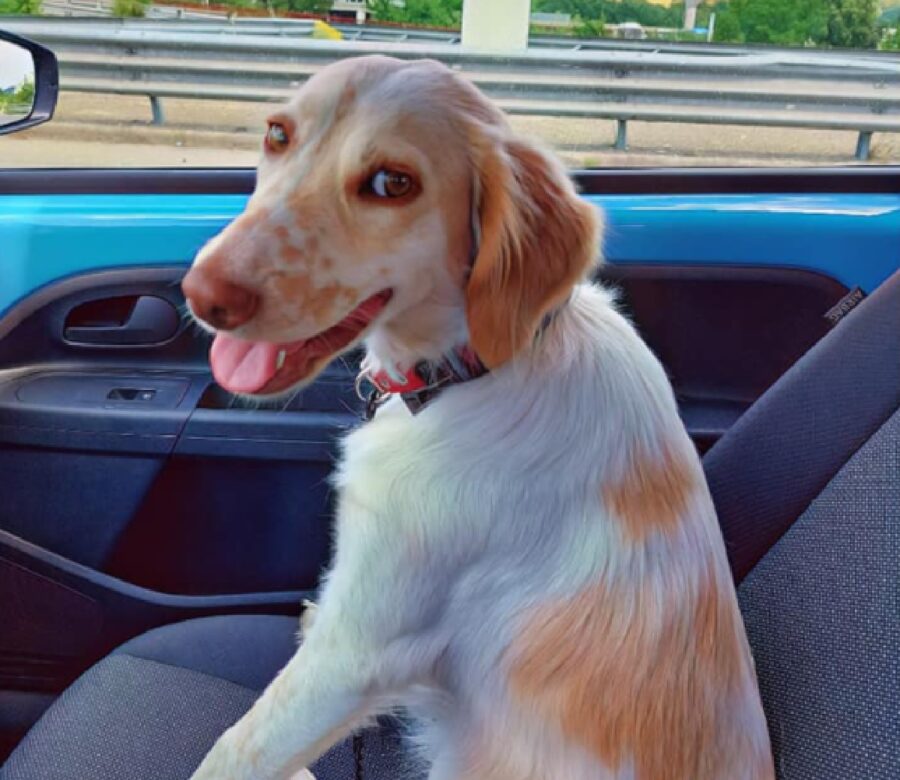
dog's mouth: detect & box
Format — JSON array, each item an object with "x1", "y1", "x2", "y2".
[{"x1": 209, "y1": 289, "x2": 393, "y2": 396}]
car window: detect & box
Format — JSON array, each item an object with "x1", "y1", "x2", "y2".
[{"x1": 1, "y1": 0, "x2": 898, "y2": 168}]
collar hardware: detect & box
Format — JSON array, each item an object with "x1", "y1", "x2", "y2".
[
  {"x1": 358, "y1": 346, "x2": 487, "y2": 421},
  {"x1": 358, "y1": 297, "x2": 570, "y2": 421}
]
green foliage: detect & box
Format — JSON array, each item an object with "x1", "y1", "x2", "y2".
[
  {"x1": 367, "y1": 0, "x2": 391, "y2": 20},
  {"x1": 112, "y1": 0, "x2": 149, "y2": 16},
  {"x1": 711, "y1": 0, "x2": 880, "y2": 48},
  {"x1": 372, "y1": 0, "x2": 883, "y2": 49},
  {"x1": 826, "y1": 0, "x2": 878, "y2": 48},
  {"x1": 881, "y1": 26, "x2": 900, "y2": 49},
  {"x1": 0, "y1": 0, "x2": 41, "y2": 14},
  {"x1": 368, "y1": 0, "x2": 462, "y2": 28},
  {"x1": 573, "y1": 17, "x2": 606, "y2": 37},
  {"x1": 13, "y1": 79, "x2": 34, "y2": 104},
  {"x1": 535, "y1": 0, "x2": 682, "y2": 28},
  {"x1": 286, "y1": 0, "x2": 332, "y2": 12},
  {"x1": 726, "y1": 0, "x2": 826, "y2": 45},
  {"x1": 712, "y1": 8, "x2": 743, "y2": 41},
  {"x1": 0, "y1": 78, "x2": 34, "y2": 114},
  {"x1": 266, "y1": 0, "x2": 331, "y2": 12}
]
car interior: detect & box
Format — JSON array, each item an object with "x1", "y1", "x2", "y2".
[{"x1": 1, "y1": 25, "x2": 899, "y2": 780}]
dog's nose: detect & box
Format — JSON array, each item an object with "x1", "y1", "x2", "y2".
[{"x1": 182, "y1": 267, "x2": 259, "y2": 331}]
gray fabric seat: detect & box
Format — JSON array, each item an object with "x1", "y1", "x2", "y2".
[
  {"x1": 738, "y1": 409, "x2": 900, "y2": 779},
  {"x1": 3, "y1": 272, "x2": 899, "y2": 779},
  {"x1": 0, "y1": 615, "x2": 415, "y2": 780}
]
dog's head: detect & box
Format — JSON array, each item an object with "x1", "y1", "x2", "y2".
[{"x1": 183, "y1": 56, "x2": 600, "y2": 397}]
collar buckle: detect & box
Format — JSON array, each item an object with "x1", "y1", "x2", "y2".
[{"x1": 364, "y1": 386, "x2": 387, "y2": 421}]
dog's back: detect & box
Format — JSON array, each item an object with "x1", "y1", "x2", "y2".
[{"x1": 339, "y1": 283, "x2": 773, "y2": 780}]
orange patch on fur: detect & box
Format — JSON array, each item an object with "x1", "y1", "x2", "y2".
[
  {"x1": 603, "y1": 444, "x2": 697, "y2": 542},
  {"x1": 272, "y1": 271, "x2": 312, "y2": 300},
  {"x1": 334, "y1": 82, "x2": 357, "y2": 123},
  {"x1": 281, "y1": 245, "x2": 305, "y2": 265},
  {"x1": 272, "y1": 272, "x2": 358, "y2": 325},
  {"x1": 510, "y1": 575, "x2": 771, "y2": 780},
  {"x1": 465, "y1": 136, "x2": 599, "y2": 368}
]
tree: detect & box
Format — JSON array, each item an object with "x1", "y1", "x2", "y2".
[
  {"x1": 12, "y1": 79, "x2": 34, "y2": 105},
  {"x1": 826, "y1": 0, "x2": 878, "y2": 48},
  {"x1": 0, "y1": 0, "x2": 41, "y2": 13},
  {"x1": 401, "y1": 0, "x2": 462, "y2": 27},
  {"x1": 287, "y1": 0, "x2": 332, "y2": 12},
  {"x1": 574, "y1": 17, "x2": 606, "y2": 37},
  {"x1": 367, "y1": 0, "x2": 392, "y2": 21},
  {"x1": 727, "y1": 0, "x2": 827, "y2": 45},
  {"x1": 712, "y1": 9, "x2": 743, "y2": 42},
  {"x1": 534, "y1": 0, "x2": 603, "y2": 23},
  {"x1": 0, "y1": 78, "x2": 34, "y2": 115},
  {"x1": 881, "y1": 25, "x2": 900, "y2": 50},
  {"x1": 719, "y1": 0, "x2": 879, "y2": 48},
  {"x1": 112, "y1": 0, "x2": 148, "y2": 16},
  {"x1": 535, "y1": 0, "x2": 682, "y2": 28},
  {"x1": 368, "y1": 0, "x2": 462, "y2": 27}
]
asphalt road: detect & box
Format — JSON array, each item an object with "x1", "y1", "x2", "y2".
[{"x1": 2, "y1": 92, "x2": 897, "y2": 168}]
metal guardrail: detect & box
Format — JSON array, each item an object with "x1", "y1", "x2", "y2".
[{"x1": 3, "y1": 17, "x2": 900, "y2": 160}]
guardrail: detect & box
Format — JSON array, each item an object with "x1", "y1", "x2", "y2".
[{"x1": 3, "y1": 17, "x2": 900, "y2": 160}]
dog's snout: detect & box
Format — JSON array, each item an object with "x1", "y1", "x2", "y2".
[{"x1": 182, "y1": 266, "x2": 259, "y2": 331}]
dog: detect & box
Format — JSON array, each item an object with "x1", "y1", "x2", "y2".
[{"x1": 182, "y1": 55, "x2": 774, "y2": 780}]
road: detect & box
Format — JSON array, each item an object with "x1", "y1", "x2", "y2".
[{"x1": 1, "y1": 91, "x2": 896, "y2": 168}]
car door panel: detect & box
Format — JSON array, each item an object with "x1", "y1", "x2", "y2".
[
  {"x1": 602, "y1": 264, "x2": 853, "y2": 449},
  {"x1": 0, "y1": 269, "x2": 351, "y2": 593}
]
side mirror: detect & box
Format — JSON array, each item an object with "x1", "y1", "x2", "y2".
[{"x1": 0, "y1": 29, "x2": 58, "y2": 136}]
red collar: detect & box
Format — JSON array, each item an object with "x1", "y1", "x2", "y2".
[
  {"x1": 369, "y1": 366, "x2": 430, "y2": 395},
  {"x1": 361, "y1": 300, "x2": 568, "y2": 419},
  {"x1": 363, "y1": 345, "x2": 487, "y2": 418}
]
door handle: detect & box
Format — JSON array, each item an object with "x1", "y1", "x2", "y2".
[{"x1": 64, "y1": 295, "x2": 179, "y2": 346}]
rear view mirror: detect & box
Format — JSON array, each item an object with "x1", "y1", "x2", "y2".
[{"x1": 0, "y1": 29, "x2": 58, "y2": 136}]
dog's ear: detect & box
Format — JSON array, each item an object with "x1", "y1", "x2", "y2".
[{"x1": 465, "y1": 134, "x2": 600, "y2": 369}]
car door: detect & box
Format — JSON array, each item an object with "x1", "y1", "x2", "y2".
[{"x1": 2, "y1": 15, "x2": 900, "y2": 766}]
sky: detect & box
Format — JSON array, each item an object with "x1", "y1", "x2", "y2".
[{"x1": 0, "y1": 40, "x2": 34, "y2": 92}]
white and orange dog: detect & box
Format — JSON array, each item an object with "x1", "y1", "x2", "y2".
[{"x1": 182, "y1": 56, "x2": 774, "y2": 780}]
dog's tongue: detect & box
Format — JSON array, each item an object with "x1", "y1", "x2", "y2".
[{"x1": 210, "y1": 333, "x2": 283, "y2": 394}]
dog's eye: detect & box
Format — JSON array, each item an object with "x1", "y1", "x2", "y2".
[
  {"x1": 266, "y1": 122, "x2": 290, "y2": 153},
  {"x1": 369, "y1": 170, "x2": 414, "y2": 199}
]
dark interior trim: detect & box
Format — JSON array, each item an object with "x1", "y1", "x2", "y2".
[
  {"x1": 0, "y1": 528, "x2": 308, "y2": 693},
  {"x1": 0, "y1": 530, "x2": 307, "y2": 612},
  {"x1": 705, "y1": 270, "x2": 900, "y2": 583},
  {"x1": 1, "y1": 166, "x2": 899, "y2": 196},
  {"x1": 578, "y1": 166, "x2": 900, "y2": 195}
]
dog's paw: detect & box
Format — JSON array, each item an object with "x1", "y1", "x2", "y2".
[{"x1": 300, "y1": 599, "x2": 318, "y2": 638}]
